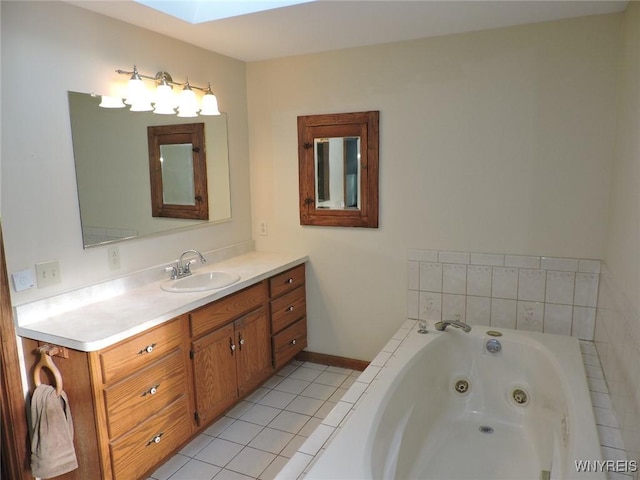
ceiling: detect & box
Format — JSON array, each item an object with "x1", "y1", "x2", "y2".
[{"x1": 68, "y1": 0, "x2": 628, "y2": 62}]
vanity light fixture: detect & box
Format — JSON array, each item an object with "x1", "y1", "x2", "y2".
[{"x1": 103, "y1": 65, "x2": 221, "y2": 116}]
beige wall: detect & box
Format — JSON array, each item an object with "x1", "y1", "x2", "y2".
[
  {"x1": 247, "y1": 14, "x2": 621, "y2": 360},
  {"x1": 596, "y1": 1, "x2": 640, "y2": 466},
  {"x1": 0, "y1": 1, "x2": 252, "y2": 305}
]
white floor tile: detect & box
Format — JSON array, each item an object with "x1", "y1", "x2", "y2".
[
  {"x1": 180, "y1": 433, "x2": 214, "y2": 457},
  {"x1": 218, "y1": 420, "x2": 264, "y2": 445},
  {"x1": 288, "y1": 367, "x2": 322, "y2": 382},
  {"x1": 226, "y1": 447, "x2": 276, "y2": 478},
  {"x1": 285, "y1": 396, "x2": 324, "y2": 416},
  {"x1": 268, "y1": 410, "x2": 311, "y2": 434},
  {"x1": 258, "y1": 390, "x2": 296, "y2": 409},
  {"x1": 314, "y1": 371, "x2": 348, "y2": 387},
  {"x1": 169, "y1": 459, "x2": 221, "y2": 480},
  {"x1": 274, "y1": 377, "x2": 311, "y2": 395},
  {"x1": 281, "y1": 435, "x2": 307, "y2": 458},
  {"x1": 249, "y1": 427, "x2": 295, "y2": 455},
  {"x1": 195, "y1": 438, "x2": 244, "y2": 467},
  {"x1": 151, "y1": 453, "x2": 190, "y2": 480},
  {"x1": 214, "y1": 469, "x2": 255, "y2": 480},
  {"x1": 205, "y1": 416, "x2": 236, "y2": 437},
  {"x1": 241, "y1": 404, "x2": 282, "y2": 426},
  {"x1": 299, "y1": 383, "x2": 337, "y2": 401},
  {"x1": 259, "y1": 456, "x2": 290, "y2": 480}
]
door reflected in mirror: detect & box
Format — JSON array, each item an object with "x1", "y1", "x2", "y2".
[
  {"x1": 68, "y1": 91, "x2": 231, "y2": 248},
  {"x1": 148, "y1": 123, "x2": 208, "y2": 220},
  {"x1": 314, "y1": 137, "x2": 361, "y2": 210}
]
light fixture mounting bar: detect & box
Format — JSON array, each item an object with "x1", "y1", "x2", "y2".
[{"x1": 115, "y1": 68, "x2": 211, "y2": 92}]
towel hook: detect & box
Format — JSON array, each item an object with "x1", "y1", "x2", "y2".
[{"x1": 33, "y1": 346, "x2": 63, "y2": 396}]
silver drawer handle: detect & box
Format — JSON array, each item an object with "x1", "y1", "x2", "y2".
[
  {"x1": 291, "y1": 339, "x2": 297, "y2": 345},
  {"x1": 287, "y1": 306, "x2": 295, "y2": 312},
  {"x1": 138, "y1": 343, "x2": 157, "y2": 355},
  {"x1": 286, "y1": 278, "x2": 294, "y2": 284},
  {"x1": 141, "y1": 385, "x2": 160, "y2": 397},
  {"x1": 146, "y1": 432, "x2": 164, "y2": 446}
]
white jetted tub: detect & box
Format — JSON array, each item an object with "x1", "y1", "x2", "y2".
[{"x1": 305, "y1": 322, "x2": 604, "y2": 480}]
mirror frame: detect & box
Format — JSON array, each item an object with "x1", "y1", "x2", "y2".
[
  {"x1": 298, "y1": 111, "x2": 379, "y2": 228},
  {"x1": 148, "y1": 123, "x2": 209, "y2": 220}
]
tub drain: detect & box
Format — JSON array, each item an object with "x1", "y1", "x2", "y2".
[
  {"x1": 512, "y1": 388, "x2": 529, "y2": 405},
  {"x1": 479, "y1": 425, "x2": 494, "y2": 434},
  {"x1": 454, "y1": 379, "x2": 470, "y2": 394}
]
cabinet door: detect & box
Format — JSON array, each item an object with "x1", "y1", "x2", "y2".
[
  {"x1": 235, "y1": 308, "x2": 272, "y2": 396},
  {"x1": 192, "y1": 323, "x2": 238, "y2": 425}
]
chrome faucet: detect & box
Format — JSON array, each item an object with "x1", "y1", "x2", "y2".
[
  {"x1": 435, "y1": 315, "x2": 472, "y2": 333},
  {"x1": 166, "y1": 249, "x2": 207, "y2": 280}
]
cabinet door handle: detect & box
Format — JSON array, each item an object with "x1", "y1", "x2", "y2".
[
  {"x1": 238, "y1": 334, "x2": 245, "y2": 350},
  {"x1": 146, "y1": 432, "x2": 164, "y2": 446},
  {"x1": 141, "y1": 384, "x2": 160, "y2": 397},
  {"x1": 291, "y1": 339, "x2": 297, "y2": 345},
  {"x1": 230, "y1": 338, "x2": 236, "y2": 354},
  {"x1": 138, "y1": 343, "x2": 157, "y2": 355},
  {"x1": 287, "y1": 306, "x2": 295, "y2": 312}
]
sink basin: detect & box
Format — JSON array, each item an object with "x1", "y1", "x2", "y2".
[{"x1": 161, "y1": 271, "x2": 241, "y2": 292}]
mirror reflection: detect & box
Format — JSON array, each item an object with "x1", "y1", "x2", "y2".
[
  {"x1": 68, "y1": 92, "x2": 231, "y2": 248},
  {"x1": 160, "y1": 143, "x2": 195, "y2": 205},
  {"x1": 315, "y1": 137, "x2": 361, "y2": 210}
]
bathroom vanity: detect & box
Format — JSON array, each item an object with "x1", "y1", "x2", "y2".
[{"x1": 19, "y1": 252, "x2": 307, "y2": 480}]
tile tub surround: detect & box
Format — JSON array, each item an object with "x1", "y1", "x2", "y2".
[
  {"x1": 278, "y1": 320, "x2": 632, "y2": 480},
  {"x1": 15, "y1": 247, "x2": 308, "y2": 351},
  {"x1": 595, "y1": 263, "x2": 640, "y2": 479},
  {"x1": 407, "y1": 249, "x2": 601, "y2": 340}
]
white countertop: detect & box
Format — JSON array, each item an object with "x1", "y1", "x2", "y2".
[{"x1": 16, "y1": 251, "x2": 308, "y2": 352}]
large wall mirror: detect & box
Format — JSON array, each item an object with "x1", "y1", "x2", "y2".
[
  {"x1": 298, "y1": 111, "x2": 379, "y2": 228},
  {"x1": 68, "y1": 92, "x2": 231, "y2": 248}
]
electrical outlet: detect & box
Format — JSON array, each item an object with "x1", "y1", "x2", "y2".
[
  {"x1": 108, "y1": 246, "x2": 121, "y2": 270},
  {"x1": 35, "y1": 261, "x2": 61, "y2": 288},
  {"x1": 259, "y1": 221, "x2": 268, "y2": 236}
]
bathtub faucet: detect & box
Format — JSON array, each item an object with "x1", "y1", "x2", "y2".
[{"x1": 435, "y1": 315, "x2": 471, "y2": 333}]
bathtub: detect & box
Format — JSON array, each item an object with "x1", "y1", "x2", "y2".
[{"x1": 305, "y1": 322, "x2": 604, "y2": 480}]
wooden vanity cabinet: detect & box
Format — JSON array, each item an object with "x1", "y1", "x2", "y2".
[
  {"x1": 90, "y1": 316, "x2": 194, "y2": 480},
  {"x1": 269, "y1": 264, "x2": 307, "y2": 369},
  {"x1": 190, "y1": 282, "x2": 272, "y2": 427},
  {"x1": 22, "y1": 262, "x2": 308, "y2": 480}
]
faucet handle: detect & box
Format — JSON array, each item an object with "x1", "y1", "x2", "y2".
[
  {"x1": 164, "y1": 265, "x2": 178, "y2": 280},
  {"x1": 183, "y1": 259, "x2": 196, "y2": 274}
]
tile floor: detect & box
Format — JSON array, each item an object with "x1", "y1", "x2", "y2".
[{"x1": 148, "y1": 361, "x2": 360, "y2": 480}]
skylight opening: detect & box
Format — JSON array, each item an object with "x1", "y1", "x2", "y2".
[{"x1": 135, "y1": 0, "x2": 316, "y2": 24}]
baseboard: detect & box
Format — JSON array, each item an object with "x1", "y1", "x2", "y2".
[{"x1": 295, "y1": 350, "x2": 369, "y2": 371}]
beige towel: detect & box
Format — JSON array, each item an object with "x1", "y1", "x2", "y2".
[{"x1": 30, "y1": 384, "x2": 78, "y2": 479}]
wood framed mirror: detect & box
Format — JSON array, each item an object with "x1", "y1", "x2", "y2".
[
  {"x1": 148, "y1": 123, "x2": 208, "y2": 220},
  {"x1": 298, "y1": 111, "x2": 379, "y2": 228}
]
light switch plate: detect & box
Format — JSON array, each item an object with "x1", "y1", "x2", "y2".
[
  {"x1": 11, "y1": 269, "x2": 36, "y2": 292},
  {"x1": 35, "y1": 261, "x2": 61, "y2": 288}
]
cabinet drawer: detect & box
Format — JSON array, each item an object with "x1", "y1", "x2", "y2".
[
  {"x1": 272, "y1": 317, "x2": 307, "y2": 369},
  {"x1": 104, "y1": 349, "x2": 187, "y2": 440},
  {"x1": 269, "y1": 264, "x2": 305, "y2": 298},
  {"x1": 99, "y1": 318, "x2": 184, "y2": 384},
  {"x1": 190, "y1": 282, "x2": 265, "y2": 338},
  {"x1": 110, "y1": 396, "x2": 191, "y2": 480},
  {"x1": 270, "y1": 286, "x2": 306, "y2": 334}
]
